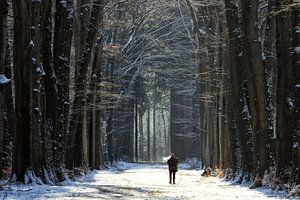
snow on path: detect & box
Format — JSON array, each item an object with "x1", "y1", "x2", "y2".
[{"x1": 0, "y1": 162, "x2": 288, "y2": 200}]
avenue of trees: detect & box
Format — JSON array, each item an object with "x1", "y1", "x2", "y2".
[{"x1": 0, "y1": 0, "x2": 299, "y2": 189}]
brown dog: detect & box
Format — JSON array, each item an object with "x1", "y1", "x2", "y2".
[{"x1": 201, "y1": 167, "x2": 212, "y2": 177}]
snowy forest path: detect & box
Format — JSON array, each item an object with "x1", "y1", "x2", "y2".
[{"x1": 1, "y1": 163, "x2": 286, "y2": 199}]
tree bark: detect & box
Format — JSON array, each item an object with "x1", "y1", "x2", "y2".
[
  {"x1": 264, "y1": 0, "x2": 277, "y2": 168},
  {"x1": 89, "y1": 35, "x2": 103, "y2": 169},
  {"x1": 275, "y1": 0, "x2": 295, "y2": 182},
  {"x1": 53, "y1": 0, "x2": 74, "y2": 180},
  {"x1": 12, "y1": 0, "x2": 33, "y2": 182},
  {"x1": 225, "y1": 0, "x2": 253, "y2": 177},
  {"x1": 152, "y1": 92, "x2": 156, "y2": 161},
  {"x1": 147, "y1": 108, "x2": 150, "y2": 161},
  {"x1": 241, "y1": 0, "x2": 269, "y2": 178},
  {"x1": 291, "y1": 3, "x2": 300, "y2": 184},
  {"x1": 31, "y1": 0, "x2": 44, "y2": 177},
  {"x1": 0, "y1": 0, "x2": 9, "y2": 178},
  {"x1": 139, "y1": 111, "x2": 144, "y2": 160},
  {"x1": 3, "y1": 30, "x2": 14, "y2": 174},
  {"x1": 41, "y1": 0, "x2": 57, "y2": 182},
  {"x1": 66, "y1": 0, "x2": 103, "y2": 169},
  {"x1": 74, "y1": 0, "x2": 91, "y2": 80},
  {"x1": 135, "y1": 98, "x2": 138, "y2": 161}
]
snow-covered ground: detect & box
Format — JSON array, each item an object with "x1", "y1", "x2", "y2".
[{"x1": 0, "y1": 162, "x2": 289, "y2": 200}]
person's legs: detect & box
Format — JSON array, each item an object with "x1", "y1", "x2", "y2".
[
  {"x1": 169, "y1": 170, "x2": 172, "y2": 184},
  {"x1": 173, "y1": 171, "x2": 176, "y2": 184}
]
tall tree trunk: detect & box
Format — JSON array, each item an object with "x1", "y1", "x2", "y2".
[
  {"x1": 53, "y1": 0, "x2": 74, "y2": 180},
  {"x1": 217, "y1": 16, "x2": 226, "y2": 169},
  {"x1": 222, "y1": 49, "x2": 233, "y2": 171},
  {"x1": 135, "y1": 98, "x2": 138, "y2": 161},
  {"x1": 89, "y1": 35, "x2": 103, "y2": 169},
  {"x1": 291, "y1": 4, "x2": 300, "y2": 184},
  {"x1": 0, "y1": 0, "x2": 9, "y2": 178},
  {"x1": 152, "y1": 98, "x2": 156, "y2": 161},
  {"x1": 161, "y1": 109, "x2": 167, "y2": 155},
  {"x1": 225, "y1": 0, "x2": 253, "y2": 177},
  {"x1": 275, "y1": 0, "x2": 295, "y2": 182},
  {"x1": 31, "y1": 0, "x2": 44, "y2": 177},
  {"x1": 12, "y1": 0, "x2": 33, "y2": 182},
  {"x1": 95, "y1": 108, "x2": 104, "y2": 167},
  {"x1": 41, "y1": 0, "x2": 57, "y2": 182},
  {"x1": 264, "y1": 0, "x2": 277, "y2": 169},
  {"x1": 76, "y1": 0, "x2": 92, "y2": 170},
  {"x1": 241, "y1": 0, "x2": 269, "y2": 179},
  {"x1": 139, "y1": 111, "x2": 144, "y2": 160},
  {"x1": 74, "y1": 0, "x2": 91, "y2": 80},
  {"x1": 147, "y1": 108, "x2": 150, "y2": 161},
  {"x1": 66, "y1": 0, "x2": 102, "y2": 169},
  {"x1": 106, "y1": 60, "x2": 115, "y2": 162},
  {"x1": 3, "y1": 31, "x2": 14, "y2": 174}
]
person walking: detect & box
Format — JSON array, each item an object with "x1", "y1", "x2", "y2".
[{"x1": 167, "y1": 153, "x2": 178, "y2": 184}]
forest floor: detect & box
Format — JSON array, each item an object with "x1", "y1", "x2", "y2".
[{"x1": 0, "y1": 162, "x2": 289, "y2": 200}]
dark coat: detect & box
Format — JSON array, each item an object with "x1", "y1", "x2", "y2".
[{"x1": 167, "y1": 156, "x2": 178, "y2": 172}]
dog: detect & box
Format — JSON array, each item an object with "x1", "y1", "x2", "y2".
[{"x1": 201, "y1": 167, "x2": 212, "y2": 177}]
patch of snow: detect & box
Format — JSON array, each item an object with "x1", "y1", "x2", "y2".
[
  {"x1": 24, "y1": 170, "x2": 43, "y2": 185},
  {"x1": 29, "y1": 40, "x2": 35, "y2": 47},
  {"x1": 0, "y1": 74, "x2": 11, "y2": 84},
  {"x1": 39, "y1": 65, "x2": 46, "y2": 76},
  {"x1": 59, "y1": 56, "x2": 68, "y2": 62},
  {"x1": 243, "y1": 104, "x2": 248, "y2": 113},
  {"x1": 33, "y1": 107, "x2": 40, "y2": 112},
  {"x1": 33, "y1": 88, "x2": 39, "y2": 93},
  {"x1": 59, "y1": 0, "x2": 67, "y2": 8},
  {"x1": 32, "y1": 58, "x2": 36, "y2": 65},
  {"x1": 295, "y1": 26, "x2": 300, "y2": 33},
  {"x1": 36, "y1": 66, "x2": 43, "y2": 74},
  {"x1": 199, "y1": 28, "x2": 206, "y2": 35},
  {"x1": 294, "y1": 47, "x2": 300, "y2": 54},
  {"x1": 261, "y1": 51, "x2": 266, "y2": 61},
  {"x1": 288, "y1": 185, "x2": 300, "y2": 198},
  {"x1": 287, "y1": 97, "x2": 294, "y2": 108}
]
